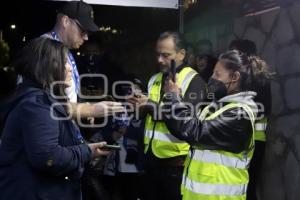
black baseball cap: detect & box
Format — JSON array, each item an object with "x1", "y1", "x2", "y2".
[{"x1": 58, "y1": 1, "x2": 99, "y2": 32}]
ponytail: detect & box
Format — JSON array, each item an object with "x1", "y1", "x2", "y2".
[
  {"x1": 247, "y1": 56, "x2": 273, "y2": 89},
  {"x1": 219, "y1": 50, "x2": 274, "y2": 92}
]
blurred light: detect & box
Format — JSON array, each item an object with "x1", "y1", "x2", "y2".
[
  {"x1": 112, "y1": 29, "x2": 117, "y2": 34},
  {"x1": 99, "y1": 26, "x2": 105, "y2": 31},
  {"x1": 185, "y1": 0, "x2": 198, "y2": 9},
  {"x1": 10, "y1": 24, "x2": 16, "y2": 30},
  {"x1": 22, "y1": 36, "x2": 26, "y2": 42},
  {"x1": 105, "y1": 27, "x2": 111, "y2": 31},
  {"x1": 77, "y1": 52, "x2": 81, "y2": 56}
]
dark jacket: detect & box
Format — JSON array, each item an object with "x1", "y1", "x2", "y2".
[
  {"x1": 162, "y1": 91, "x2": 257, "y2": 153},
  {"x1": 0, "y1": 85, "x2": 92, "y2": 200}
]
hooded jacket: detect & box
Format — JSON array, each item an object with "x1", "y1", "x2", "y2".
[{"x1": 162, "y1": 91, "x2": 257, "y2": 153}]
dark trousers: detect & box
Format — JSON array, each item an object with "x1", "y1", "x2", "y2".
[
  {"x1": 102, "y1": 173, "x2": 144, "y2": 200},
  {"x1": 247, "y1": 141, "x2": 265, "y2": 200},
  {"x1": 143, "y1": 166, "x2": 183, "y2": 200}
]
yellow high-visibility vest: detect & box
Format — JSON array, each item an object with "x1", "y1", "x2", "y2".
[
  {"x1": 181, "y1": 102, "x2": 256, "y2": 200},
  {"x1": 144, "y1": 66, "x2": 198, "y2": 158}
]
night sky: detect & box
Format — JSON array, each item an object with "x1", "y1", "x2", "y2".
[
  {"x1": 0, "y1": 0, "x2": 180, "y2": 98},
  {"x1": 0, "y1": 0, "x2": 179, "y2": 54}
]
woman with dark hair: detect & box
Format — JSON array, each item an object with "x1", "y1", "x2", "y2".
[
  {"x1": 0, "y1": 37, "x2": 111, "y2": 200},
  {"x1": 228, "y1": 39, "x2": 271, "y2": 200},
  {"x1": 162, "y1": 50, "x2": 272, "y2": 200}
]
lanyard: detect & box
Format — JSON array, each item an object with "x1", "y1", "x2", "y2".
[
  {"x1": 70, "y1": 120, "x2": 84, "y2": 144},
  {"x1": 50, "y1": 31, "x2": 80, "y2": 93},
  {"x1": 75, "y1": 128, "x2": 84, "y2": 144},
  {"x1": 67, "y1": 52, "x2": 79, "y2": 93}
]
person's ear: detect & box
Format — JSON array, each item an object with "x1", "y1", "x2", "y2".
[
  {"x1": 177, "y1": 49, "x2": 186, "y2": 62},
  {"x1": 61, "y1": 15, "x2": 70, "y2": 28},
  {"x1": 231, "y1": 71, "x2": 240, "y2": 83}
]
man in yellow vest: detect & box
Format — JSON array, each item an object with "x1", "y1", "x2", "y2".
[{"x1": 127, "y1": 31, "x2": 207, "y2": 200}]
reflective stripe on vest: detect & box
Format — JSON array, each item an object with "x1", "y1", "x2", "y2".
[
  {"x1": 255, "y1": 123, "x2": 266, "y2": 131},
  {"x1": 147, "y1": 73, "x2": 159, "y2": 94},
  {"x1": 184, "y1": 177, "x2": 247, "y2": 196},
  {"x1": 254, "y1": 118, "x2": 267, "y2": 142},
  {"x1": 181, "y1": 70, "x2": 198, "y2": 94},
  {"x1": 191, "y1": 149, "x2": 250, "y2": 169},
  {"x1": 182, "y1": 102, "x2": 256, "y2": 200},
  {"x1": 145, "y1": 129, "x2": 187, "y2": 144},
  {"x1": 144, "y1": 67, "x2": 198, "y2": 158}
]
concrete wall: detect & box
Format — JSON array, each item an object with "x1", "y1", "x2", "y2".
[{"x1": 185, "y1": 1, "x2": 300, "y2": 199}]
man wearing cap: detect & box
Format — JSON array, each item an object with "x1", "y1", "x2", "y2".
[{"x1": 43, "y1": 1, "x2": 123, "y2": 119}]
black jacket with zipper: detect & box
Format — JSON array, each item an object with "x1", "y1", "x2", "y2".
[{"x1": 162, "y1": 92, "x2": 256, "y2": 154}]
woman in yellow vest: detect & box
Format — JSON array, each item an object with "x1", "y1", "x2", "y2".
[{"x1": 161, "y1": 50, "x2": 272, "y2": 200}]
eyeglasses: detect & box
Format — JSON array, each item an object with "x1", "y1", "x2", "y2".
[{"x1": 70, "y1": 18, "x2": 87, "y2": 36}]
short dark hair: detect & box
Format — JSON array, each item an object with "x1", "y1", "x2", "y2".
[
  {"x1": 13, "y1": 37, "x2": 68, "y2": 96},
  {"x1": 158, "y1": 31, "x2": 185, "y2": 51},
  {"x1": 229, "y1": 39, "x2": 257, "y2": 56}
]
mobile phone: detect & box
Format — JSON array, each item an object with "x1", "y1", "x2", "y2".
[
  {"x1": 101, "y1": 144, "x2": 121, "y2": 150},
  {"x1": 171, "y1": 59, "x2": 176, "y2": 82}
]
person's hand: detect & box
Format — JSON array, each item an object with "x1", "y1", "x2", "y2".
[
  {"x1": 164, "y1": 77, "x2": 181, "y2": 95},
  {"x1": 92, "y1": 101, "x2": 125, "y2": 118},
  {"x1": 126, "y1": 94, "x2": 148, "y2": 108},
  {"x1": 88, "y1": 142, "x2": 111, "y2": 159}
]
